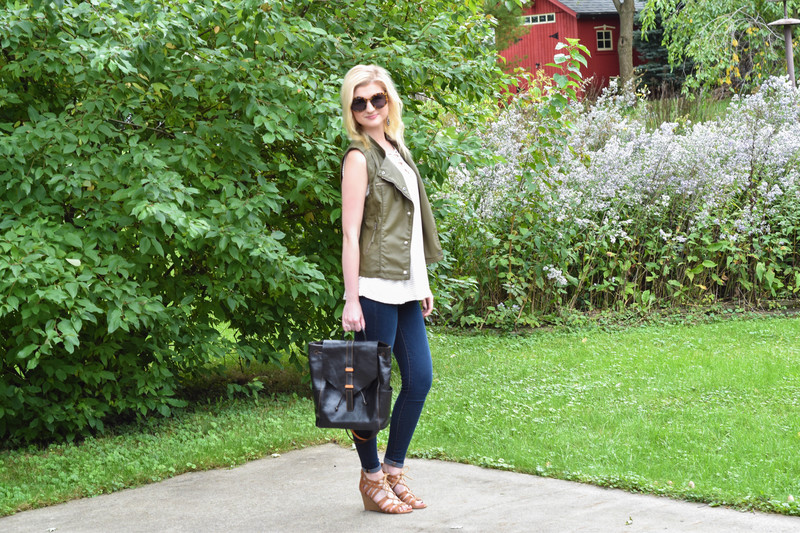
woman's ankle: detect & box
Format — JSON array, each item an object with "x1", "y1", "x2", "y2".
[
  {"x1": 364, "y1": 469, "x2": 384, "y2": 481},
  {"x1": 382, "y1": 463, "x2": 403, "y2": 476}
]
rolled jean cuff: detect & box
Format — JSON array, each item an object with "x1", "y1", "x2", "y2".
[
  {"x1": 383, "y1": 458, "x2": 404, "y2": 469},
  {"x1": 363, "y1": 465, "x2": 382, "y2": 474}
]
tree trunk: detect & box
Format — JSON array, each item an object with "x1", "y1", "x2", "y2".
[{"x1": 612, "y1": 0, "x2": 635, "y2": 85}]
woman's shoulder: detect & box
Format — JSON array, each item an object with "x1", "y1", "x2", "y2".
[
  {"x1": 345, "y1": 137, "x2": 371, "y2": 152},
  {"x1": 343, "y1": 147, "x2": 368, "y2": 166},
  {"x1": 342, "y1": 139, "x2": 370, "y2": 161},
  {"x1": 341, "y1": 147, "x2": 369, "y2": 183}
]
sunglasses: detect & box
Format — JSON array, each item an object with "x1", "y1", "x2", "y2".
[{"x1": 351, "y1": 92, "x2": 388, "y2": 112}]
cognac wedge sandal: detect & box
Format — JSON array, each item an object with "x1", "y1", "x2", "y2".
[{"x1": 359, "y1": 471, "x2": 413, "y2": 514}]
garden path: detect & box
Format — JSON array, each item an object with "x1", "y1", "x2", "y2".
[{"x1": 1, "y1": 443, "x2": 798, "y2": 532}]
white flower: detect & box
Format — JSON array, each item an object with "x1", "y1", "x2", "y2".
[{"x1": 543, "y1": 265, "x2": 568, "y2": 287}]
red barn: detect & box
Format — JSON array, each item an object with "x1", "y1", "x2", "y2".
[{"x1": 500, "y1": 0, "x2": 646, "y2": 91}]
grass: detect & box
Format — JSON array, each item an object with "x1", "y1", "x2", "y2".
[
  {"x1": 2, "y1": 315, "x2": 799, "y2": 517},
  {"x1": 643, "y1": 91, "x2": 731, "y2": 131},
  {"x1": 416, "y1": 316, "x2": 800, "y2": 515}
]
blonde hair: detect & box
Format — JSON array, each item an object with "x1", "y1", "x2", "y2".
[{"x1": 340, "y1": 65, "x2": 407, "y2": 153}]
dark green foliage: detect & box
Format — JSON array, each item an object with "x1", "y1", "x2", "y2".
[
  {"x1": 484, "y1": 0, "x2": 527, "y2": 51},
  {"x1": 0, "y1": 0, "x2": 505, "y2": 444},
  {"x1": 633, "y1": 12, "x2": 693, "y2": 94}
]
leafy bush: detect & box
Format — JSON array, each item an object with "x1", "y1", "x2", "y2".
[
  {"x1": 436, "y1": 74, "x2": 800, "y2": 329},
  {"x1": 0, "y1": 0, "x2": 506, "y2": 444},
  {"x1": 435, "y1": 40, "x2": 589, "y2": 328}
]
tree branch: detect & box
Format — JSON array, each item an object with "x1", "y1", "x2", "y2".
[{"x1": 107, "y1": 118, "x2": 173, "y2": 137}]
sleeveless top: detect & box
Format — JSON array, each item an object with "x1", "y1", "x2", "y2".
[{"x1": 345, "y1": 147, "x2": 432, "y2": 305}]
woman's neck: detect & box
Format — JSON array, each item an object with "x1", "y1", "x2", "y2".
[{"x1": 365, "y1": 129, "x2": 394, "y2": 152}]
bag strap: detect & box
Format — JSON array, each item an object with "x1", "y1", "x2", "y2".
[
  {"x1": 347, "y1": 429, "x2": 377, "y2": 443},
  {"x1": 341, "y1": 330, "x2": 367, "y2": 341},
  {"x1": 345, "y1": 339, "x2": 354, "y2": 411},
  {"x1": 342, "y1": 330, "x2": 367, "y2": 412}
]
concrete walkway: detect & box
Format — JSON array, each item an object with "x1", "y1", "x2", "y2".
[{"x1": 2, "y1": 443, "x2": 799, "y2": 533}]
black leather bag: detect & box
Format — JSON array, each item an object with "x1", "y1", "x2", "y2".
[{"x1": 308, "y1": 336, "x2": 392, "y2": 432}]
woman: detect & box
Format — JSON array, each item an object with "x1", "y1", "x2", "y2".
[{"x1": 339, "y1": 64, "x2": 443, "y2": 514}]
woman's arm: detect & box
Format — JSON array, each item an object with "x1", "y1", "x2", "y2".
[{"x1": 341, "y1": 149, "x2": 369, "y2": 332}]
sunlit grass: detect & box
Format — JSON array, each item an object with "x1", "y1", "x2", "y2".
[
  {"x1": 2, "y1": 316, "x2": 799, "y2": 517},
  {"x1": 416, "y1": 316, "x2": 800, "y2": 514}
]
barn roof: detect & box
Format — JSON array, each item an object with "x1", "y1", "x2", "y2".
[{"x1": 554, "y1": 0, "x2": 647, "y2": 16}]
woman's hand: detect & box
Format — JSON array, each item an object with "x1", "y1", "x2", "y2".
[
  {"x1": 421, "y1": 296, "x2": 434, "y2": 318},
  {"x1": 342, "y1": 299, "x2": 366, "y2": 332}
]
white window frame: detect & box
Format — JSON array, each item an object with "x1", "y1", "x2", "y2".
[
  {"x1": 595, "y1": 25, "x2": 615, "y2": 51},
  {"x1": 522, "y1": 13, "x2": 556, "y2": 26}
]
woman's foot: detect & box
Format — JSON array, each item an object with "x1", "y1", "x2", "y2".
[
  {"x1": 359, "y1": 470, "x2": 413, "y2": 514},
  {"x1": 383, "y1": 465, "x2": 427, "y2": 509}
]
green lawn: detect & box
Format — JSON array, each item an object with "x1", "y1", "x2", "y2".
[
  {"x1": 2, "y1": 316, "x2": 799, "y2": 517},
  {"x1": 416, "y1": 317, "x2": 800, "y2": 515}
]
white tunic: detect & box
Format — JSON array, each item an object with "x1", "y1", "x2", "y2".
[{"x1": 357, "y1": 148, "x2": 432, "y2": 304}]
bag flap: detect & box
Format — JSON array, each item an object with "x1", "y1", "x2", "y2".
[{"x1": 321, "y1": 339, "x2": 381, "y2": 393}]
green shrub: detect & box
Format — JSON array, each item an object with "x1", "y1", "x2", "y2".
[{"x1": 0, "y1": 0, "x2": 506, "y2": 444}]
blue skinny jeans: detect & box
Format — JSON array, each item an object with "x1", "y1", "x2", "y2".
[{"x1": 352, "y1": 296, "x2": 433, "y2": 473}]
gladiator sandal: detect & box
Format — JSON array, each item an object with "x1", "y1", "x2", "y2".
[
  {"x1": 385, "y1": 468, "x2": 427, "y2": 509},
  {"x1": 359, "y1": 471, "x2": 413, "y2": 514}
]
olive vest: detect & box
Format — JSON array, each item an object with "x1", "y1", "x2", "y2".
[{"x1": 342, "y1": 136, "x2": 443, "y2": 280}]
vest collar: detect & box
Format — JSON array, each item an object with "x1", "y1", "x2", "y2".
[{"x1": 365, "y1": 133, "x2": 399, "y2": 157}]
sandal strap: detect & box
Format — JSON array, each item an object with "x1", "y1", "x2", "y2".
[
  {"x1": 360, "y1": 472, "x2": 409, "y2": 513},
  {"x1": 386, "y1": 469, "x2": 426, "y2": 508}
]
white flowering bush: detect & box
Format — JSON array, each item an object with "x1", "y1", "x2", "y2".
[{"x1": 435, "y1": 75, "x2": 800, "y2": 329}]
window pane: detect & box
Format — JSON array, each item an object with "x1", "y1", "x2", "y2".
[
  {"x1": 522, "y1": 13, "x2": 555, "y2": 25},
  {"x1": 597, "y1": 30, "x2": 612, "y2": 50}
]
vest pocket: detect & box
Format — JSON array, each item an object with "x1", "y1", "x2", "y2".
[{"x1": 363, "y1": 220, "x2": 377, "y2": 254}]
